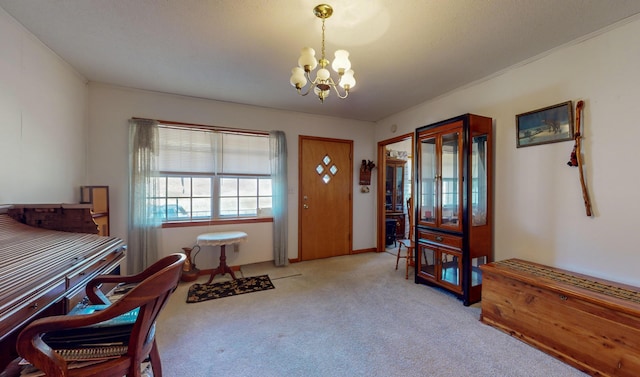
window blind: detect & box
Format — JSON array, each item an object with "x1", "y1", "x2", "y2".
[{"x1": 158, "y1": 126, "x2": 270, "y2": 175}]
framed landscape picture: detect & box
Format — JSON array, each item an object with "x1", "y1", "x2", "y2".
[{"x1": 516, "y1": 101, "x2": 574, "y2": 148}]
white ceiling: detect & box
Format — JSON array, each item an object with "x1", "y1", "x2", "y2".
[{"x1": 2, "y1": 0, "x2": 640, "y2": 122}]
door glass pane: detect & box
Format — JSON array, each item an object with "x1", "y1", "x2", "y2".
[
  {"x1": 440, "y1": 251, "x2": 460, "y2": 286},
  {"x1": 419, "y1": 244, "x2": 436, "y2": 279},
  {"x1": 471, "y1": 134, "x2": 488, "y2": 226},
  {"x1": 440, "y1": 132, "x2": 460, "y2": 227},
  {"x1": 419, "y1": 137, "x2": 436, "y2": 223}
]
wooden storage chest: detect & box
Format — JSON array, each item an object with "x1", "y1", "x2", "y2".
[{"x1": 480, "y1": 258, "x2": 640, "y2": 377}]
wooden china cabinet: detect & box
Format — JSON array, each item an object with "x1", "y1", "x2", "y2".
[
  {"x1": 415, "y1": 114, "x2": 493, "y2": 306},
  {"x1": 385, "y1": 158, "x2": 406, "y2": 241}
]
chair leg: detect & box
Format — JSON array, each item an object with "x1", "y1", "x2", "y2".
[
  {"x1": 405, "y1": 248, "x2": 413, "y2": 280},
  {"x1": 149, "y1": 339, "x2": 163, "y2": 377},
  {"x1": 395, "y1": 245, "x2": 401, "y2": 270}
]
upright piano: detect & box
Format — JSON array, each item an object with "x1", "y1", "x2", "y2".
[{"x1": 0, "y1": 204, "x2": 126, "y2": 370}]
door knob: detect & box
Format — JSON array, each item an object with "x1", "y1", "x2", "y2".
[{"x1": 303, "y1": 204, "x2": 309, "y2": 209}]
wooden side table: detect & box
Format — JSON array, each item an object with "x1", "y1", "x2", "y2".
[{"x1": 196, "y1": 231, "x2": 247, "y2": 283}]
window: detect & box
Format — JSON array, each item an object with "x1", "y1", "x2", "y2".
[{"x1": 151, "y1": 125, "x2": 272, "y2": 222}]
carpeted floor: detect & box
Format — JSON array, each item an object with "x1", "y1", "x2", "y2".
[{"x1": 156, "y1": 252, "x2": 588, "y2": 377}]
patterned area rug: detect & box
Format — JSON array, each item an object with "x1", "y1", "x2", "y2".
[{"x1": 186, "y1": 275, "x2": 274, "y2": 303}]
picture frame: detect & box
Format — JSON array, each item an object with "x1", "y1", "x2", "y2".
[{"x1": 516, "y1": 101, "x2": 574, "y2": 148}]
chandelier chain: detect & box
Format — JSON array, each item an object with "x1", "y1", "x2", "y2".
[{"x1": 321, "y1": 18, "x2": 326, "y2": 64}]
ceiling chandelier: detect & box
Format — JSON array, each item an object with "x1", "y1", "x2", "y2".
[{"x1": 289, "y1": 4, "x2": 356, "y2": 103}]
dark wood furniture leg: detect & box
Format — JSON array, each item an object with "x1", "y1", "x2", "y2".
[
  {"x1": 0, "y1": 358, "x2": 22, "y2": 377},
  {"x1": 206, "y1": 245, "x2": 237, "y2": 283}
]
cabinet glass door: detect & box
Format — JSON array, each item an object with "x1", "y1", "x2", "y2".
[
  {"x1": 440, "y1": 249, "x2": 461, "y2": 290},
  {"x1": 385, "y1": 165, "x2": 394, "y2": 211},
  {"x1": 419, "y1": 136, "x2": 437, "y2": 224},
  {"x1": 471, "y1": 134, "x2": 488, "y2": 226},
  {"x1": 440, "y1": 131, "x2": 461, "y2": 229},
  {"x1": 394, "y1": 165, "x2": 404, "y2": 211},
  {"x1": 418, "y1": 243, "x2": 437, "y2": 279},
  {"x1": 471, "y1": 256, "x2": 487, "y2": 287}
]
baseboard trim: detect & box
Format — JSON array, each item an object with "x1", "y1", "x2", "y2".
[
  {"x1": 289, "y1": 248, "x2": 377, "y2": 263},
  {"x1": 352, "y1": 247, "x2": 376, "y2": 254}
]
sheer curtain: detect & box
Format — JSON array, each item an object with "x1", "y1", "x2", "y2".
[
  {"x1": 270, "y1": 131, "x2": 288, "y2": 266},
  {"x1": 128, "y1": 118, "x2": 161, "y2": 274}
]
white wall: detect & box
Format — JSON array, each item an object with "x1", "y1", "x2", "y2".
[
  {"x1": 87, "y1": 84, "x2": 376, "y2": 269},
  {"x1": 375, "y1": 16, "x2": 640, "y2": 286},
  {"x1": 0, "y1": 8, "x2": 88, "y2": 204}
]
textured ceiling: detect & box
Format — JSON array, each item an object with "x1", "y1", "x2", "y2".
[{"x1": 2, "y1": 0, "x2": 640, "y2": 122}]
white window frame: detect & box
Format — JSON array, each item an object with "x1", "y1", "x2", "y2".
[{"x1": 154, "y1": 124, "x2": 272, "y2": 223}]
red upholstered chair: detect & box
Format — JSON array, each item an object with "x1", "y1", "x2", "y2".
[
  {"x1": 396, "y1": 197, "x2": 415, "y2": 279},
  {"x1": 14, "y1": 253, "x2": 185, "y2": 377}
]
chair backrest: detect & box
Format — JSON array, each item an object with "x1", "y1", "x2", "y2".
[
  {"x1": 115, "y1": 253, "x2": 186, "y2": 371},
  {"x1": 407, "y1": 197, "x2": 414, "y2": 241},
  {"x1": 16, "y1": 253, "x2": 185, "y2": 377}
]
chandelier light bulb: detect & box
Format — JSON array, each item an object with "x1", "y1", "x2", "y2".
[
  {"x1": 298, "y1": 47, "x2": 318, "y2": 71},
  {"x1": 339, "y1": 69, "x2": 356, "y2": 89},
  {"x1": 332, "y1": 50, "x2": 351, "y2": 73},
  {"x1": 290, "y1": 67, "x2": 307, "y2": 88}
]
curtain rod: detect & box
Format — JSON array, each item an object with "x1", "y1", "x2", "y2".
[{"x1": 132, "y1": 117, "x2": 269, "y2": 136}]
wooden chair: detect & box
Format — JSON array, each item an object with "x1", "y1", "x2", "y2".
[
  {"x1": 396, "y1": 197, "x2": 415, "y2": 279},
  {"x1": 14, "y1": 253, "x2": 186, "y2": 377}
]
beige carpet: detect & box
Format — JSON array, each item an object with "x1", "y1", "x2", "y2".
[
  {"x1": 156, "y1": 252, "x2": 587, "y2": 377},
  {"x1": 239, "y1": 260, "x2": 302, "y2": 281}
]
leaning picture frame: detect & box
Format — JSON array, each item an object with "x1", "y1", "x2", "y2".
[{"x1": 516, "y1": 101, "x2": 574, "y2": 148}]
